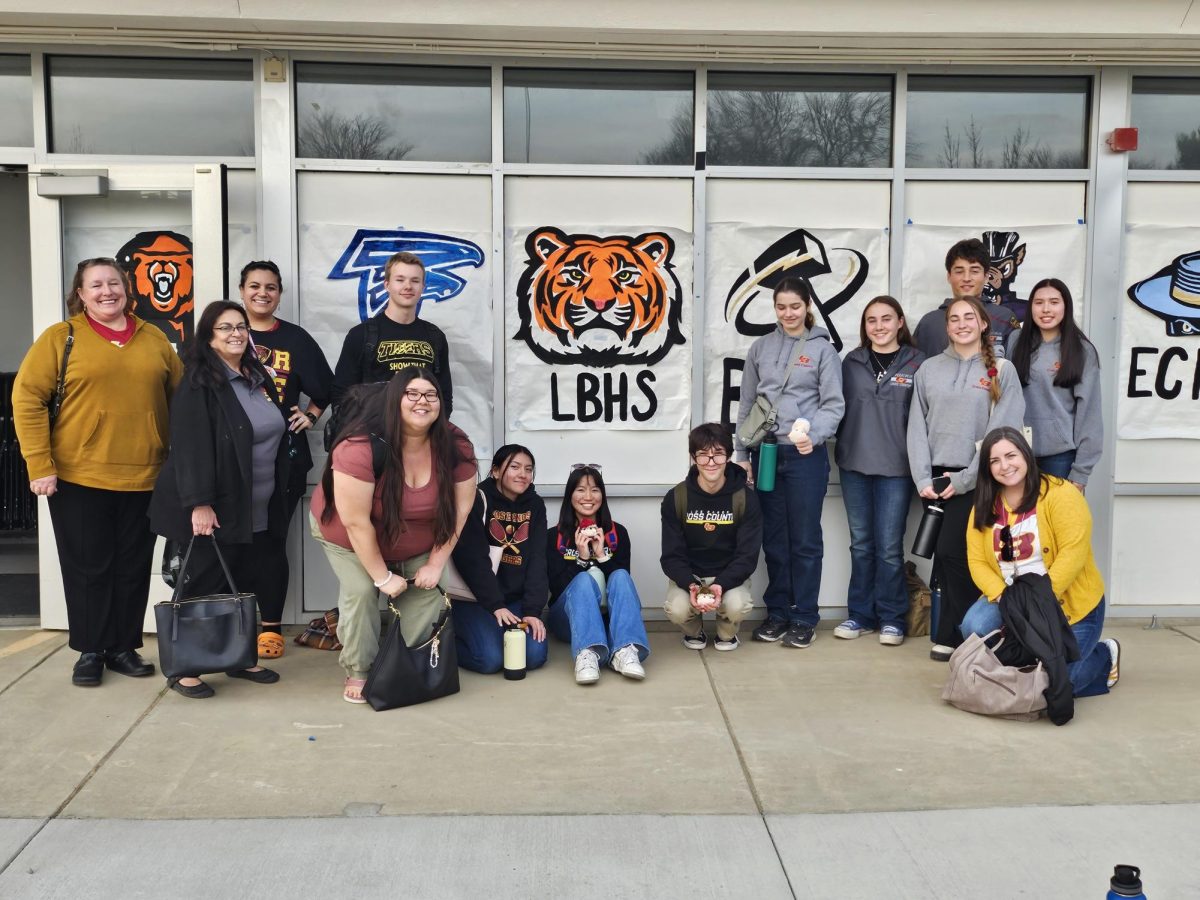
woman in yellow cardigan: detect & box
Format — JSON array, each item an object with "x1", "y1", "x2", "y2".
[
  {"x1": 13, "y1": 257, "x2": 183, "y2": 687},
  {"x1": 962, "y1": 426, "x2": 1119, "y2": 697}
]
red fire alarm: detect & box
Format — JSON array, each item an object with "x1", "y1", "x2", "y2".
[{"x1": 1107, "y1": 128, "x2": 1139, "y2": 152}]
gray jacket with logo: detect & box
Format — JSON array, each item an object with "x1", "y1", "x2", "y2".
[{"x1": 835, "y1": 344, "x2": 926, "y2": 478}]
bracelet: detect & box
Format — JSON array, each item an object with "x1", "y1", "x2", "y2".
[
  {"x1": 304, "y1": 411, "x2": 318, "y2": 425},
  {"x1": 372, "y1": 572, "x2": 394, "y2": 589}
]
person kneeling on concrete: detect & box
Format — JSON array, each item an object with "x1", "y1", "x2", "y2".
[{"x1": 660, "y1": 423, "x2": 763, "y2": 652}]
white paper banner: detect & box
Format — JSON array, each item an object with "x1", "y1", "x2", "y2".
[
  {"x1": 299, "y1": 222, "x2": 494, "y2": 456},
  {"x1": 901, "y1": 223, "x2": 1088, "y2": 325},
  {"x1": 504, "y1": 224, "x2": 692, "y2": 431},
  {"x1": 703, "y1": 225, "x2": 889, "y2": 426},
  {"x1": 1119, "y1": 225, "x2": 1200, "y2": 440}
]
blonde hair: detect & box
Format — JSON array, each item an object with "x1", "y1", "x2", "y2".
[{"x1": 946, "y1": 296, "x2": 1001, "y2": 403}]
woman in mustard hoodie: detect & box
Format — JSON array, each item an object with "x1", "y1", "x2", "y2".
[
  {"x1": 13, "y1": 257, "x2": 183, "y2": 687},
  {"x1": 962, "y1": 427, "x2": 1119, "y2": 696}
]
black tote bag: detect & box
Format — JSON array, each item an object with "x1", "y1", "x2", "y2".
[
  {"x1": 153, "y1": 536, "x2": 257, "y2": 678},
  {"x1": 363, "y1": 593, "x2": 460, "y2": 711}
]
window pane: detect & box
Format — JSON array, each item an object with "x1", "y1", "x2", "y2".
[
  {"x1": 504, "y1": 69, "x2": 693, "y2": 165},
  {"x1": 707, "y1": 73, "x2": 891, "y2": 167},
  {"x1": 295, "y1": 63, "x2": 490, "y2": 162},
  {"x1": 0, "y1": 55, "x2": 32, "y2": 146},
  {"x1": 48, "y1": 56, "x2": 253, "y2": 156},
  {"x1": 1131, "y1": 78, "x2": 1200, "y2": 170},
  {"x1": 906, "y1": 75, "x2": 1089, "y2": 169}
]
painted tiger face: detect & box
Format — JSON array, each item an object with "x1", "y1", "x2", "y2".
[{"x1": 514, "y1": 227, "x2": 685, "y2": 366}]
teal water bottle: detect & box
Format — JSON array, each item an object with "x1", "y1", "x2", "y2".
[
  {"x1": 757, "y1": 434, "x2": 778, "y2": 492},
  {"x1": 1107, "y1": 865, "x2": 1147, "y2": 899}
]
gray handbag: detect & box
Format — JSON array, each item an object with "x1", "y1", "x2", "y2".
[
  {"x1": 942, "y1": 629, "x2": 1048, "y2": 721},
  {"x1": 736, "y1": 336, "x2": 808, "y2": 449}
]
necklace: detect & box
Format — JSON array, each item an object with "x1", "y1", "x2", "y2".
[{"x1": 869, "y1": 348, "x2": 896, "y2": 384}]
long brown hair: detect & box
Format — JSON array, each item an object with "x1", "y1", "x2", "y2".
[
  {"x1": 773, "y1": 277, "x2": 815, "y2": 329},
  {"x1": 946, "y1": 296, "x2": 1001, "y2": 404},
  {"x1": 65, "y1": 257, "x2": 132, "y2": 317},
  {"x1": 1010, "y1": 277, "x2": 1097, "y2": 389},
  {"x1": 319, "y1": 369, "x2": 466, "y2": 548},
  {"x1": 858, "y1": 295, "x2": 914, "y2": 349},
  {"x1": 973, "y1": 427, "x2": 1049, "y2": 528}
]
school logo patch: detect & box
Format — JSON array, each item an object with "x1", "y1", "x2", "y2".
[
  {"x1": 116, "y1": 231, "x2": 194, "y2": 346},
  {"x1": 328, "y1": 229, "x2": 485, "y2": 322}
]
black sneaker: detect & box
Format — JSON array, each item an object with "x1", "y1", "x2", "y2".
[
  {"x1": 781, "y1": 624, "x2": 816, "y2": 649},
  {"x1": 681, "y1": 631, "x2": 707, "y2": 650},
  {"x1": 752, "y1": 617, "x2": 789, "y2": 642}
]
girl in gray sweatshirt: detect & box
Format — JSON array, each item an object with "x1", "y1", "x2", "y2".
[
  {"x1": 906, "y1": 297, "x2": 1026, "y2": 659},
  {"x1": 1006, "y1": 278, "x2": 1101, "y2": 489}
]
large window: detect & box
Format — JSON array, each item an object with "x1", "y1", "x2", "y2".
[
  {"x1": 906, "y1": 75, "x2": 1089, "y2": 169},
  {"x1": 1131, "y1": 77, "x2": 1200, "y2": 170},
  {"x1": 707, "y1": 72, "x2": 892, "y2": 167},
  {"x1": 0, "y1": 55, "x2": 32, "y2": 147},
  {"x1": 48, "y1": 56, "x2": 253, "y2": 155},
  {"x1": 504, "y1": 69, "x2": 693, "y2": 165},
  {"x1": 295, "y1": 63, "x2": 490, "y2": 162}
]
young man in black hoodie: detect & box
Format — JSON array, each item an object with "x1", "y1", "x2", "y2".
[{"x1": 660, "y1": 423, "x2": 763, "y2": 651}]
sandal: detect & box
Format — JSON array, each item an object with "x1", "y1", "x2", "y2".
[
  {"x1": 343, "y1": 677, "x2": 367, "y2": 705},
  {"x1": 257, "y1": 631, "x2": 285, "y2": 660}
]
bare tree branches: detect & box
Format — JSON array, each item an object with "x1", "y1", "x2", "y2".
[{"x1": 297, "y1": 104, "x2": 414, "y2": 160}]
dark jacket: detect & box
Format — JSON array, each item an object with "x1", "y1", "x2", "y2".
[
  {"x1": 149, "y1": 367, "x2": 291, "y2": 546},
  {"x1": 547, "y1": 521, "x2": 632, "y2": 602},
  {"x1": 450, "y1": 477, "x2": 550, "y2": 618},
  {"x1": 835, "y1": 344, "x2": 925, "y2": 478},
  {"x1": 659, "y1": 464, "x2": 761, "y2": 592},
  {"x1": 996, "y1": 572, "x2": 1081, "y2": 726}
]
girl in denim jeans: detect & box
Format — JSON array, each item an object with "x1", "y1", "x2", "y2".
[{"x1": 545, "y1": 465, "x2": 649, "y2": 685}]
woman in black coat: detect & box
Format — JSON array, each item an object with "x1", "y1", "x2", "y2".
[{"x1": 149, "y1": 301, "x2": 290, "y2": 699}]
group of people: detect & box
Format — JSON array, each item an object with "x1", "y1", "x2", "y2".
[{"x1": 11, "y1": 237, "x2": 1119, "y2": 714}]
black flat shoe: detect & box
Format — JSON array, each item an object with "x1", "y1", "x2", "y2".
[
  {"x1": 72, "y1": 652, "x2": 104, "y2": 687},
  {"x1": 225, "y1": 667, "x2": 279, "y2": 684},
  {"x1": 168, "y1": 677, "x2": 214, "y2": 699},
  {"x1": 105, "y1": 650, "x2": 155, "y2": 677}
]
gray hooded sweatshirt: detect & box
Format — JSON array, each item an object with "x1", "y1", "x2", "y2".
[
  {"x1": 906, "y1": 346, "x2": 1026, "y2": 495},
  {"x1": 735, "y1": 324, "x2": 844, "y2": 459},
  {"x1": 1006, "y1": 332, "x2": 1103, "y2": 486}
]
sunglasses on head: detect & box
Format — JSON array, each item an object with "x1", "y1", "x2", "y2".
[
  {"x1": 571, "y1": 463, "x2": 603, "y2": 472},
  {"x1": 999, "y1": 525, "x2": 1014, "y2": 563}
]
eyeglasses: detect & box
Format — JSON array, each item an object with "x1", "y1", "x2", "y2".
[
  {"x1": 999, "y1": 525, "x2": 1014, "y2": 563},
  {"x1": 571, "y1": 463, "x2": 603, "y2": 472},
  {"x1": 213, "y1": 323, "x2": 249, "y2": 334},
  {"x1": 403, "y1": 389, "x2": 441, "y2": 403},
  {"x1": 693, "y1": 451, "x2": 729, "y2": 465}
]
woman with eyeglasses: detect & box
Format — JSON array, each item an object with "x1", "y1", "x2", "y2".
[
  {"x1": 13, "y1": 257, "x2": 183, "y2": 687},
  {"x1": 961, "y1": 427, "x2": 1119, "y2": 695},
  {"x1": 241, "y1": 260, "x2": 334, "y2": 659},
  {"x1": 149, "y1": 302, "x2": 291, "y2": 699},
  {"x1": 833, "y1": 296, "x2": 925, "y2": 646},
  {"x1": 546, "y1": 464, "x2": 649, "y2": 685},
  {"x1": 1006, "y1": 278, "x2": 1102, "y2": 492},
  {"x1": 907, "y1": 296, "x2": 1025, "y2": 662},
  {"x1": 310, "y1": 369, "x2": 477, "y2": 704}
]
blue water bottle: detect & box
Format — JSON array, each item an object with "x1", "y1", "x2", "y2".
[
  {"x1": 1107, "y1": 865, "x2": 1147, "y2": 899},
  {"x1": 756, "y1": 434, "x2": 777, "y2": 492}
]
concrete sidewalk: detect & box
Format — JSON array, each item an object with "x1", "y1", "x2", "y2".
[{"x1": 1, "y1": 622, "x2": 1198, "y2": 898}]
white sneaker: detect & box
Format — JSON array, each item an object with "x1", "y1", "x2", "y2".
[
  {"x1": 1105, "y1": 638, "x2": 1121, "y2": 688},
  {"x1": 610, "y1": 644, "x2": 645, "y2": 680},
  {"x1": 930, "y1": 644, "x2": 955, "y2": 662},
  {"x1": 574, "y1": 649, "x2": 600, "y2": 685}
]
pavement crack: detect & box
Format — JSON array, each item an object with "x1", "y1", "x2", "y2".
[
  {"x1": 701, "y1": 650, "x2": 798, "y2": 900},
  {"x1": 0, "y1": 640, "x2": 69, "y2": 700}
]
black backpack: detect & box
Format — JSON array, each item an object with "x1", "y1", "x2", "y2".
[{"x1": 324, "y1": 315, "x2": 383, "y2": 451}]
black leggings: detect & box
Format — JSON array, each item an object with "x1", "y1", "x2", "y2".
[{"x1": 930, "y1": 467, "x2": 980, "y2": 647}]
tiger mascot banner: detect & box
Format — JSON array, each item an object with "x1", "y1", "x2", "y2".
[{"x1": 506, "y1": 224, "x2": 693, "y2": 431}]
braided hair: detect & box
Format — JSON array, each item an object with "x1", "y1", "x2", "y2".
[{"x1": 946, "y1": 297, "x2": 1002, "y2": 404}]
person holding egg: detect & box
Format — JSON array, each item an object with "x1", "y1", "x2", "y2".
[{"x1": 735, "y1": 277, "x2": 845, "y2": 649}]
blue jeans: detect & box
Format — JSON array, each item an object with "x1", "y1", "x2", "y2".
[
  {"x1": 452, "y1": 600, "x2": 549, "y2": 674},
  {"x1": 840, "y1": 469, "x2": 912, "y2": 631},
  {"x1": 545, "y1": 570, "x2": 649, "y2": 664},
  {"x1": 959, "y1": 595, "x2": 1111, "y2": 698},
  {"x1": 1037, "y1": 450, "x2": 1077, "y2": 480},
  {"x1": 754, "y1": 443, "x2": 829, "y2": 627}
]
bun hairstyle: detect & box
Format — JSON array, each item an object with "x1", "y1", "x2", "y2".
[
  {"x1": 946, "y1": 296, "x2": 1002, "y2": 404},
  {"x1": 773, "y1": 277, "x2": 816, "y2": 329}
]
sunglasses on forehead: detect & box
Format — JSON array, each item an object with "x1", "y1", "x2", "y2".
[{"x1": 571, "y1": 463, "x2": 603, "y2": 473}]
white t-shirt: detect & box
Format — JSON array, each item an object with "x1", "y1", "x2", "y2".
[{"x1": 994, "y1": 503, "x2": 1046, "y2": 584}]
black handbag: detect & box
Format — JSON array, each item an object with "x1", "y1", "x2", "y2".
[
  {"x1": 363, "y1": 593, "x2": 460, "y2": 711},
  {"x1": 153, "y1": 535, "x2": 258, "y2": 678}
]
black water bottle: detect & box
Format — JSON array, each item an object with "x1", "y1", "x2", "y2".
[
  {"x1": 1107, "y1": 864, "x2": 1147, "y2": 899},
  {"x1": 911, "y1": 501, "x2": 943, "y2": 558}
]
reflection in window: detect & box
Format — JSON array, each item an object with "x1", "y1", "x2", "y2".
[
  {"x1": 707, "y1": 73, "x2": 892, "y2": 167},
  {"x1": 295, "y1": 63, "x2": 490, "y2": 162},
  {"x1": 0, "y1": 55, "x2": 32, "y2": 146},
  {"x1": 1131, "y1": 78, "x2": 1200, "y2": 170},
  {"x1": 505, "y1": 69, "x2": 693, "y2": 165},
  {"x1": 49, "y1": 57, "x2": 253, "y2": 155},
  {"x1": 906, "y1": 76, "x2": 1089, "y2": 169}
]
